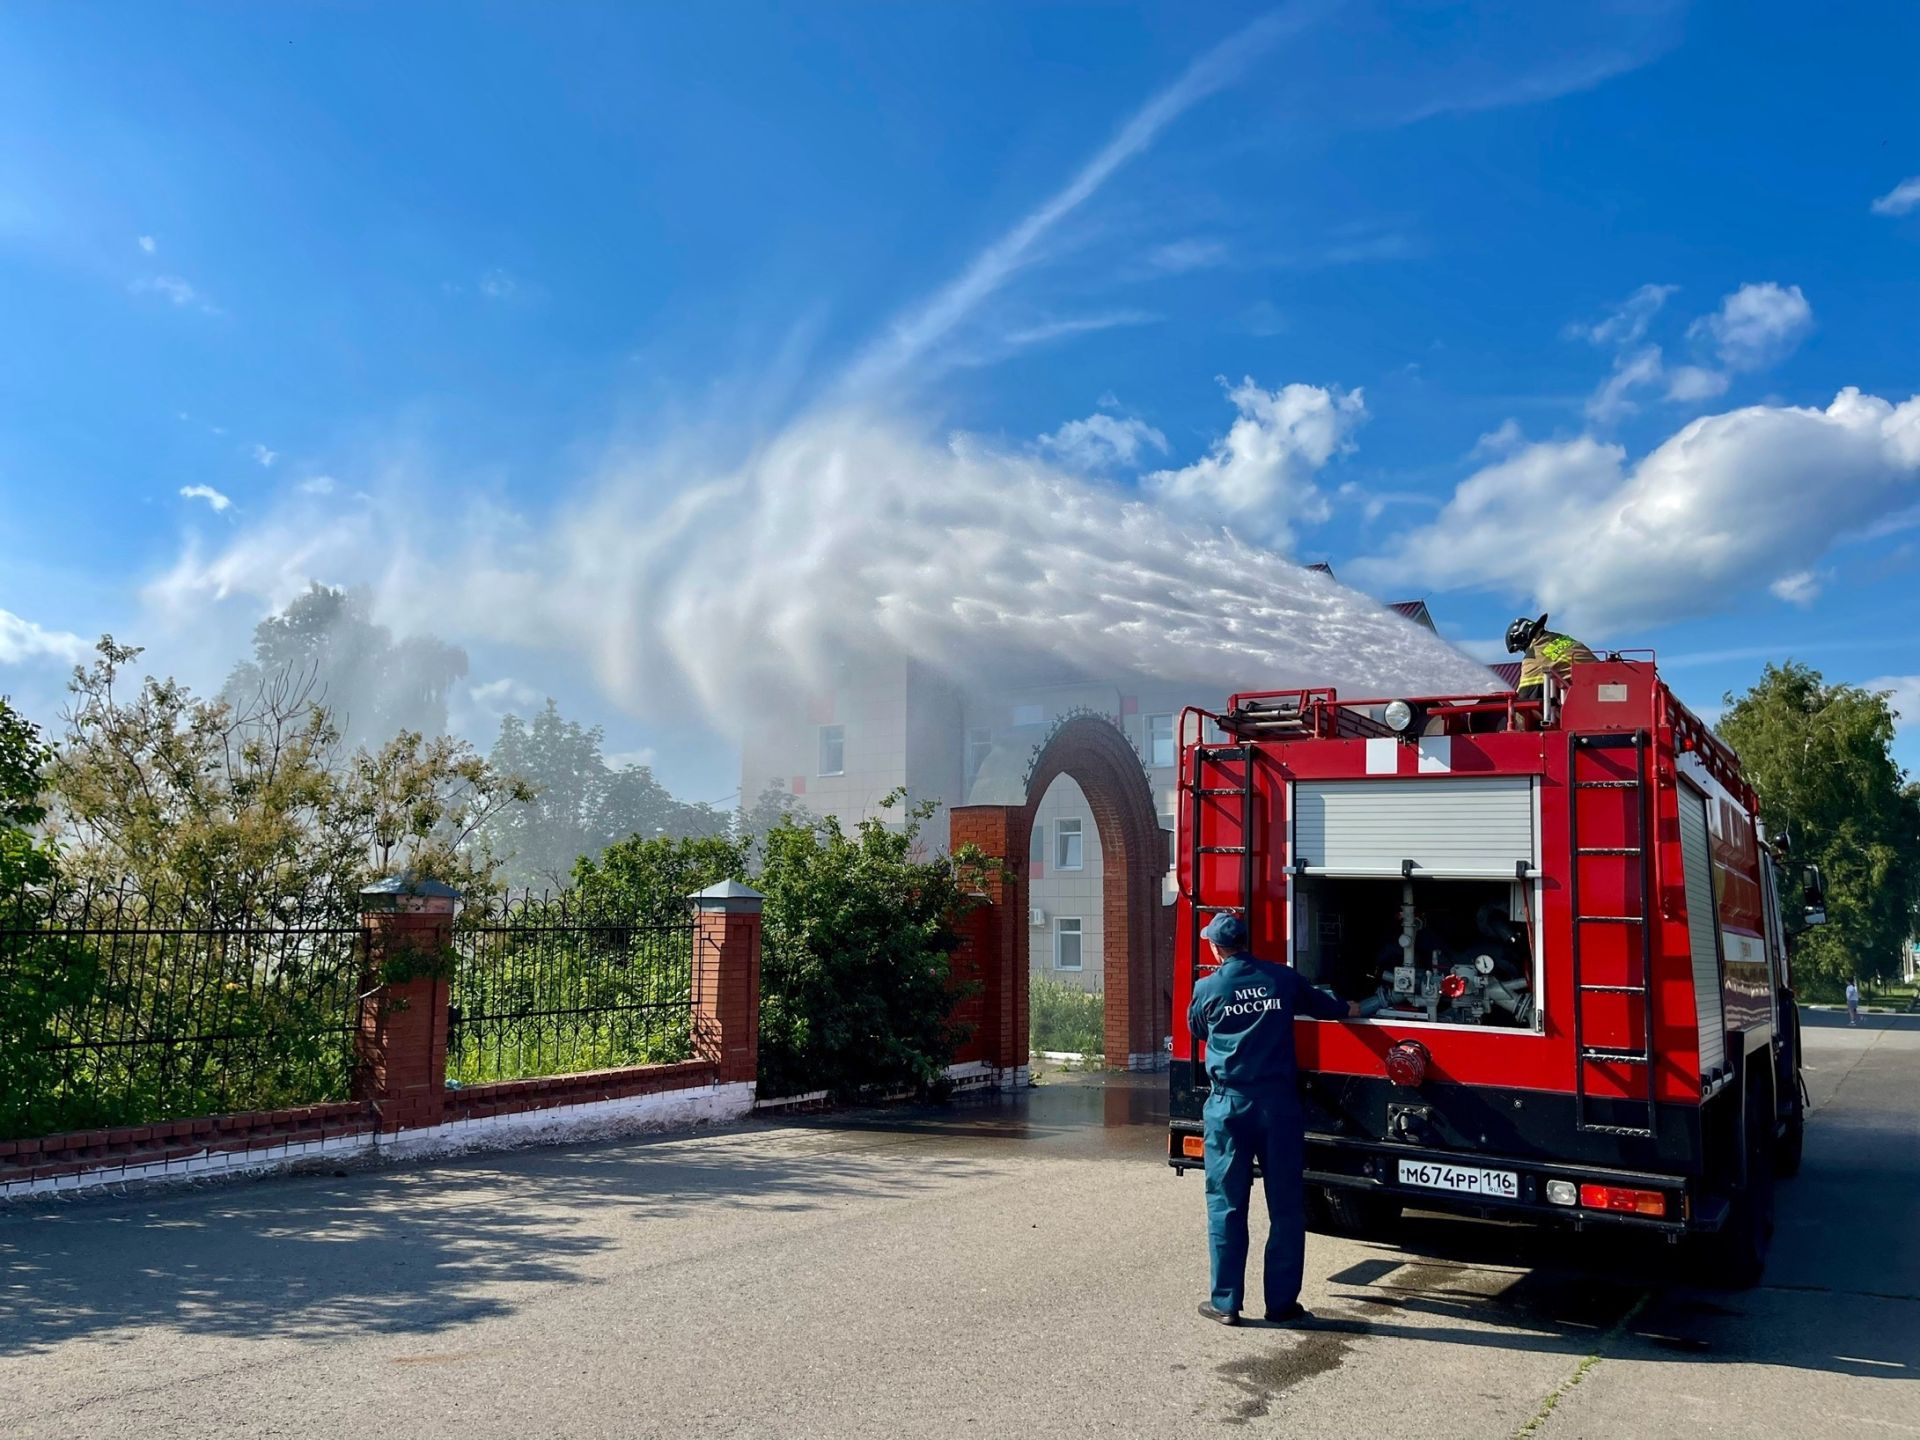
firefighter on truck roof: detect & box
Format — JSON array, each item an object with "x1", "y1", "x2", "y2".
[
  {"x1": 1506, "y1": 613, "x2": 1597, "y2": 699},
  {"x1": 1189, "y1": 912, "x2": 1372, "y2": 1327}
]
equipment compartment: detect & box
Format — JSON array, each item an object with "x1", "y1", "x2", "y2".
[{"x1": 1292, "y1": 875, "x2": 1539, "y2": 1028}]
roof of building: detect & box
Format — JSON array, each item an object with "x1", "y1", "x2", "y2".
[
  {"x1": 1489, "y1": 661, "x2": 1523, "y2": 690},
  {"x1": 1386, "y1": 599, "x2": 1436, "y2": 632}
]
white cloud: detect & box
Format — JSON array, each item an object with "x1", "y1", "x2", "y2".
[
  {"x1": 478, "y1": 268, "x2": 518, "y2": 300},
  {"x1": 998, "y1": 310, "x2": 1159, "y2": 349},
  {"x1": 1865, "y1": 675, "x2": 1920, "y2": 729},
  {"x1": 1354, "y1": 388, "x2": 1920, "y2": 634},
  {"x1": 0, "y1": 609, "x2": 86, "y2": 666},
  {"x1": 469, "y1": 677, "x2": 543, "y2": 718},
  {"x1": 1587, "y1": 346, "x2": 1666, "y2": 422},
  {"x1": 1689, "y1": 282, "x2": 1812, "y2": 372},
  {"x1": 1664, "y1": 364, "x2": 1731, "y2": 403},
  {"x1": 1145, "y1": 238, "x2": 1229, "y2": 273},
  {"x1": 298, "y1": 475, "x2": 337, "y2": 495},
  {"x1": 1871, "y1": 177, "x2": 1920, "y2": 218},
  {"x1": 1580, "y1": 283, "x2": 1812, "y2": 420},
  {"x1": 605, "y1": 746, "x2": 659, "y2": 771},
  {"x1": 843, "y1": 8, "x2": 1311, "y2": 389},
  {"x1": 178, "y1": 484, "x2": 233, "y2": 512},
  {"x1": 131, "y1": 275, "x2": 215, "y2": 312},
  {"x1": 1037, "y1": 412, "x2": 1168, "y2": 470},
  {"x1": 1142, "y1": 377, "x2": 1366, "y2": 546},
  {"x1": 250, "y1": 443, "x2": 278, "y2": 468},
  {"x1": 1769, "y1": 570, "x2": 1824, "y2": 606},
  {"x1": 1470, "y1": 419, "x2": 1525, "y2": 459},
  {"x1": 1569, "y1": 283, "x2": 1677, "y2": 348},
  {"x1": 137, "y1": 235, "x2": 157, "y2": 254}
]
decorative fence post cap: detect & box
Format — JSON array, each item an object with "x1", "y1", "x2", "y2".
[
  {"x1": 359, "y1": 874, "x2": 462, "y2": 915},
  {"x1": 690, "y1": 879, "x2": 765, "y2": 914}
]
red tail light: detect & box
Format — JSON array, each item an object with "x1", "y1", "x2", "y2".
[
  {"x1": 1579, "y1": 1183, "x2": 1667, "y2": 1217},
  {"x1": 1384, "y1": 1040, "x2": 1429, "y2": 1087}
]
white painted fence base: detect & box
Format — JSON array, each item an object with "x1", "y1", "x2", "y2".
[{"x1": 0, "y1": 1080, "x2": 757, "y2": 1204}]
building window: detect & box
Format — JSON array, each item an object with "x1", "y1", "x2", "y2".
[
  {"x1": 1147, "y1": 713, "x2": 1175, "y2": 768},
  {"x1": 965, "y1": 727, "x2": 993, "y2": 786},
  {"x1": 1054, "y1": 917, "x2": 1083, "y2": 971},
  {"x1": 1056, "y1": 817, "x2": 1083, "y2": 870},
  {"x1": 817, "y1": 724, "x2": 845, "y2": 777},
  {"x1": 1029, "y1": 822, "x2": 1046, "y2": 878},
  {"x1": 1012, "y1": 703, "x2": 1045, "y2": 727}
]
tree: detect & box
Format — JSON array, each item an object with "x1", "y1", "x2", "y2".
[
  {"x1": 485, "y1": 700, "x2": 729, "y2": 889},
  {"x1": 0, "y1": 696, "x2": 57, "y2": 892},
  {"x1": 1717, "y1": 663, "x2": 1920, "y2": 992},
  {"x1": 224, "y1": 584, "x2": 468, "y2": 749},
  {"x1": 52, "y1": 637, "x2": 528, "y2": 915},
  {"x1": 736, "y1": 779, "x2": 810, "y2": 852}
]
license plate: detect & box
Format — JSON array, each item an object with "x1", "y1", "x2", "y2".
[{"x1": 1397, "y1": 1158, "x2": 1519, "y2": 1199}]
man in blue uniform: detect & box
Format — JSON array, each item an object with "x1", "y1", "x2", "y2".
[{"x1": 1190, "y1": 912, "x2": 1363, "y2": 1326}]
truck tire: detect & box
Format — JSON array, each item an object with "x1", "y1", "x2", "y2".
[
  {"x1": 1318, "y1": 1187, "x2": 1403, "y2": 1239},
  {"x1": 1697, "y1": 1097, "x2": 1776, "y2": 1288},
  {"x1": 1775, "y1": 1075, "x2": 1806, "y2": 1179}
]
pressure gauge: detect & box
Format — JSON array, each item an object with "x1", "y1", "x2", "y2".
[{"x1": 1474, "y1": 953, "x2": 1496, "y2": 975}]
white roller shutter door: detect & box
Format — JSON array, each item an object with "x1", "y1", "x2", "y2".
[
  {"x1": 1293, "y1": 777, "x2": 1535, "y2": 878},
  {"x1": 1677, "y1": 782, "x2": 1728, "y2": 1076}
]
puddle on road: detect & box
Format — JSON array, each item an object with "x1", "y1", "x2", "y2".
[
  {"x1": 1215, "y1": 1331, "x2": 1356, "y2": 1424},
  {"x1": 776, "y1": 1071, "x2": 1169, "y2": 1158}
]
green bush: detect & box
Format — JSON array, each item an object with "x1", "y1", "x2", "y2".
[{"x1": 1030, "y1": 975, "x2": 1105, "y2": 1057}]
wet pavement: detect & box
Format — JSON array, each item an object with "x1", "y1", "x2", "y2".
[{"x1": 2, "y1": 1012, "x2": 1915, "y2": 1438}]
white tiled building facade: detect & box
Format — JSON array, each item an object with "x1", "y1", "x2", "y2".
[{"x1": 740, "y1": 596, "x2": 1440, "y2": 995}]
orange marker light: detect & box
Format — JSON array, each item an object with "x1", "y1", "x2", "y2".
[{"x1": 1182, "y1": 1135, "x2": 1206, "y2": 1159}]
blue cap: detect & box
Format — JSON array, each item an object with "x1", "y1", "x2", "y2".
[{"x1": 1201, "y1": 912, "x2": 1248, "y2": 949}]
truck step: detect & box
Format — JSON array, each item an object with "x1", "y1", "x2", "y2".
[
  {"x1": 1582, "y1": 1047, "x2": 1651, "y2": 1064},
  {"x1": 1580, "y1": 984, "x2": 1644, "y2": 994},
  {"x1": 1575, "y1": 914, "x2": 1643, "y2": 924},
  {"x1": 1578, "y1": 1123, "x2": 1656, "y2": 1138},
  {"x1": 1197, "y1": 845, "x2": 1249, "y2": 854},
  {"x1": 1193, "y1": 788, "x2": 1246, "y2": 795},
  {"x1": 1577, "y1": 847, "x2": 1643, "y2": 856},
  {"x1": 1575, "y1": 780, "x2": 1641, "y2": 789}
]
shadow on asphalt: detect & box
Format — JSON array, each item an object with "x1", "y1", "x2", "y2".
[
  {"x1": 3, "y1": 1058, "x2": 1911, "y2": 1391},
  {"x1": 0, "y1": 1121, "x2": 986, "y2": 1355}
]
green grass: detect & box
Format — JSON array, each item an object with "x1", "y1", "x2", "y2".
[{"x1": 1030, "y1": 975, "x2": 1106, "y2": 1057}]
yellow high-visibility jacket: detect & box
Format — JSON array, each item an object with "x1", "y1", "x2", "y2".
[{"x1": 1517, "y1": 630, "x2": 1598, "y2": 693}]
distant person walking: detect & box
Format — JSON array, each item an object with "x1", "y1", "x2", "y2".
[
  {"x1": 1846, "y1": 979, "x2": 1861, "y2": 1026},
  {"x1": 1187, "y1": 913, "x2": 1364, "y2": 1327}
]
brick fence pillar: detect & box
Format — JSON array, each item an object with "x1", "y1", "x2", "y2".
[
  {"x1": 949, "y1": 804, "x2": 1028, "y2": 1084},
  {"x1": 356, "y1": 876, "x2": 460, "y2": 1133},
  {"x1": 690, "y1": 880, "x2": 764, "y2": 1087}
]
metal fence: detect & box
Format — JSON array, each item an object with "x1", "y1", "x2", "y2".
[
  {"x1": 447, "y1": 893, "x2": 696, "y2": 1085},
  {"x1": 0, "y1": 882, "x2": 368, "y2": 1141}
]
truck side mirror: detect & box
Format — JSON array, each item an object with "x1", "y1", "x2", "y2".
[{"x1": 1802, "y1": 864, "x2": 1827, "y2": 928}]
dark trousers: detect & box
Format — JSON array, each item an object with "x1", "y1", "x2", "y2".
[{"x1": 1202, "y1": 1087, "x2": 1307, "y2": 1316}]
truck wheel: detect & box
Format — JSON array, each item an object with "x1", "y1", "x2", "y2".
[
  {"x1": 1697, "y1": 1107, "x2": 1776, "y2": 1288},
  {"x1": 1774, "y1": 1077, "x2": 1805, "y2": 1179},
  {"x1": 1320, "y1": 1188, "x2": 1403, "y2": 1239}
]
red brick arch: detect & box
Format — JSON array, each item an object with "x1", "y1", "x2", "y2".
[{"x1": 950, "y1": 714, "x2": 1172, "y2": 1072}]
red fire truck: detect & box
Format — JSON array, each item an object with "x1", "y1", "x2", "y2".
[{"x1": 1168, "y1": 657, "x2": 1821, "y2": 1285}]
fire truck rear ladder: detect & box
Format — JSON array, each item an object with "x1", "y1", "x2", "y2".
[
  {"x1": 1569, "y1": 731, "x2": 1657, "y2": 1139},
  {"x1": 1185, "y1": 743, "x2": 1256, "y2": 984}
]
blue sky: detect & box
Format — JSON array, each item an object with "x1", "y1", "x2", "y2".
[{"x1": 2, "y1": 1, "x2": 1918, "y2": 799}]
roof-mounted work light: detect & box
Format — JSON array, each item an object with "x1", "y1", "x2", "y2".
[{"x1": 1383, "y1": 699, "x2": 1422, "y2": 735}]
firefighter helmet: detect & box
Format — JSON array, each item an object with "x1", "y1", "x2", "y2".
[{"x1": 1505, "y1": 613, "x2": 1549, "y2": 654}]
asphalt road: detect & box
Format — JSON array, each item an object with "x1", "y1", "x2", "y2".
[{"x1": 3, "y1": 1011, "x2": 1914, "y2": 1438}]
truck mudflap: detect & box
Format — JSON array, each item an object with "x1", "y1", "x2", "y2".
[{"x1": 1168, "y1": 1124, "x2": 1725, "y2": 1235}]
